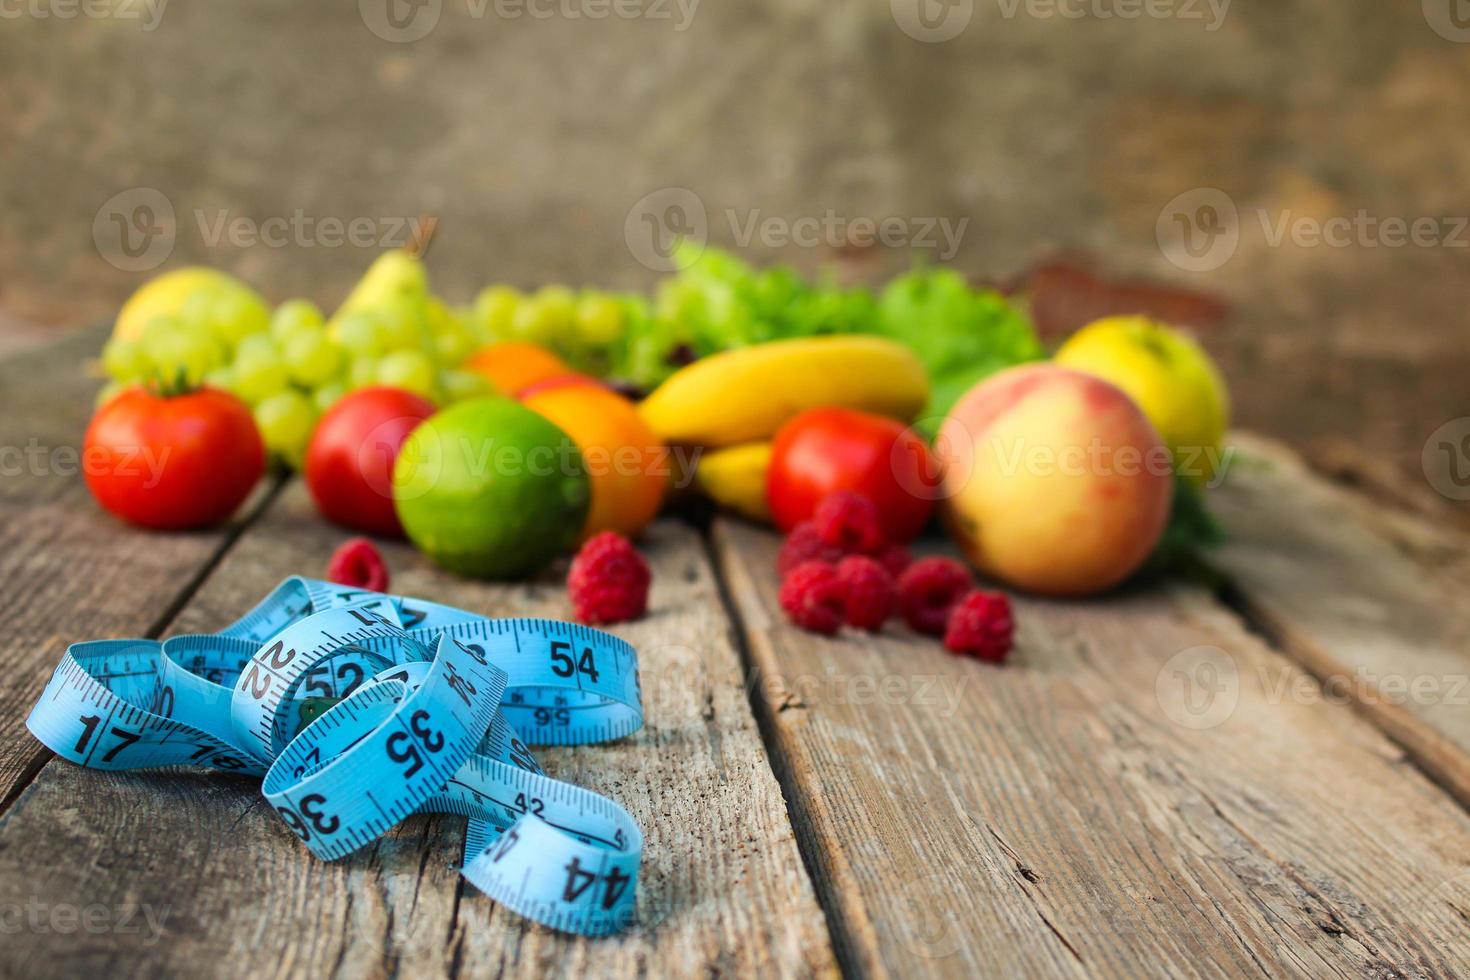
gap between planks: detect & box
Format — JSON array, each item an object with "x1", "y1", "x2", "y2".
[
  {"x1": 698, "y1": 528, "x2": 880, "y2": 979},
  {"x1": 1208, "y1": 432, "x2": 1470, "y2": 815},
  {"x1": 711, "y1": 505, "x2": 1470, "y2": 980}
]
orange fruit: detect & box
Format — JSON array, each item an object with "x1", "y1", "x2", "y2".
[
  {"x1": 463, "y1": 342, "x2": 569, "y2": 396},
  {"x1": 514, "y1": 372, "x2": 605, "y2": 400},
  {"x1": 520, "y1": 384, "x2": 668, "y2": 540}
]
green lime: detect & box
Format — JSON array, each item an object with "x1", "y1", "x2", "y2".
[{"x1": 392, "y1": 397, "x2": 589, "y2": 579}]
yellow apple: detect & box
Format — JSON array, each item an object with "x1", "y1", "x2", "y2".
[{"x1": 1054, "y1": 316, "x2": 1229, "y2": 486}]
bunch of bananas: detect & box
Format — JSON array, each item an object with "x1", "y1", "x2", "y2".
[{"x1": 635, "y1": 335, "x2": 929, "y2": 520}]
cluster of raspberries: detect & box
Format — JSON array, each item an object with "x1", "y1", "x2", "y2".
[{"x1": 775, "y1": 492, "x2": 1013, "y2": 663}]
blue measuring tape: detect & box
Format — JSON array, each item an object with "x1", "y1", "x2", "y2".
[{"x1": 24, "y1": 577, "x2": 645, "y2": 936}]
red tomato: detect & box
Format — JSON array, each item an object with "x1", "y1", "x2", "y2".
[
  {"x1": 83, "y1": 385, "x2": 265, "y2": 530},
  {"x1": 305, "y1": 387, "x2": 436, "y2": 536},
  {"x1": 767, "y1": 407, "x2": 939, "y2": 542}
]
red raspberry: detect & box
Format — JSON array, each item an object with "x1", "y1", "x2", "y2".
[
  {"x1": 812, "y1": 491, "x2": 885, "y2": 554},
  {"x1": 944, "y1": 590, "x2": 1014, "y2": 663},
  {"x1": 834, "y1": 555, "x2": 896, "y2": 631},
  {"x1": 778, "y1": 561, "x2": 847, "y2": 635},
  {"x1": 776, "y1": 520, "x2": 845, "y2": 577},
  {"x1": 568, "y1": 531, "x2": 651, "y2": 625},
  {"x1": 896, "y1": 556, "x2": 972, "y2": 636},
  {"x1": 326, "y1": 537, "x2": 390, "y2": 593},
  {"x1": 877, "y1": 543, "x2": 912, "y2": 578}
]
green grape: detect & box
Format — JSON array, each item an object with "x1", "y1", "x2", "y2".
[
  {"x1": 203, "y1": 366, "x2": 237, "y2": 392},
  {"x1": 472, "y1": 285, "x2": 521, "y2": 343},
  {"x1": 440, "y1": 369, "x2": 492, "y2": 403},
  {"x1": 377, "y1": 298, "x2": 428, "y2": 351},
  {"x1": 574, "y1": 293, "x2": 625, "y2": 346},
  {"x1": 512, "y1": 286, "x2": 576, "y2": 344},
  {"x1": 425, "y1": 295, "x2": 453, "y2": 332},
  {"x1": 253, "y1": 390, "x2": 316, "y2": 469},
  {"x1": 270, "y1": 299, "x2": 325, "y2": 346},
  {"x1": 210, "y1": 290, "x2": 271, "y2": 348},
  {"x1": 377, "y1": 349, "x2": 438, "y2": 401},
  {"x1": 331, "y1": 311, "x2": 386, "y2": 357},
  {"x1": 348, "y1": 356, "x2": 380, "y2": 390},
  {"x1": 235, "y1": 333, "x2": 278, "y2": 363},
  {"x1": 142, "y1": 318, "x2": 223, "y2": 387},
  {"x1": 101, "y1": 337, "x2": 150, "y2": 381},
  {"x1": 313, "y1": 382, "x2": 347, "y2": 414},
  {"x1": 284, "y1": 330, "x2": 344, "y2": 387},
  {"x1": 433, "y1": 315, "x2": 478, "y2": 367},
  {"x1": 233, "y1": 346, "x2": 288, "y2": 403}
]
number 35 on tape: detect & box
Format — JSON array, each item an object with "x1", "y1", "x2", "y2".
[{"x1": 25, "y1": 577, "x2": 646, "y2": 937}]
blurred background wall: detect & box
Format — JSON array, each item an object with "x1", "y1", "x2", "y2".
[{"x1": 1, "y1": 0, "x2": 1467, "y2": 483}]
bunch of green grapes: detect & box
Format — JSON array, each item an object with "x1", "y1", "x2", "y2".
[
  {"x1": 98, "y1": 285, "x2": 493, "y2": 469},
  {"x1": 97, "y1": 285, "x2": 270, "y2": 404},
  {"x1": 467, "y1": 283, "x2": 643, "y2": 378}
]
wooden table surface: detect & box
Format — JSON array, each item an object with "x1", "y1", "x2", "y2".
[{"x1": 1, "y1": 328, "x2": 1467, "y2": 979}]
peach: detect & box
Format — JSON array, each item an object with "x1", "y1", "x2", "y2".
[{"x1": 938, "y1": 364, "x2": 1172, "y2": 596}]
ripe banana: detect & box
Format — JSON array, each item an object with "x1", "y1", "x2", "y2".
[
  {"x1": 638, "y1": 336, "x2": 928, "y2": 447},
  {"x1": 694, "y1": 442, "x2": 773, "y2": 523}
]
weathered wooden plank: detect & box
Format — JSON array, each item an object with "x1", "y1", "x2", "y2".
[
  {"x1": 0, "y1": 313, "x2": 68, "y2": 363},
  {"x1": 713, "y1": 519, "x2": 1470, "y2": 978},
  {"x1": 0, "y1": 326, "x2": 271, "y2": 806},
  {"x1": 0, "y1": 482, "x2": 838, "y2": 978},
  {"x1": 1210, "y1": 433, "x2": 1470, "y2": 807}
]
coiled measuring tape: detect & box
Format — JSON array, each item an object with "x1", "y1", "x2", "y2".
[{"x1": 24, "y1": 577, "x2": 645, "y2": 936}]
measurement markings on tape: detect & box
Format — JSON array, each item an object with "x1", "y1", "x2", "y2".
[{"x1": 25, "y1": 577, "x2": 647, "y2": 936}]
